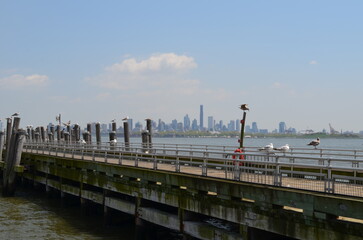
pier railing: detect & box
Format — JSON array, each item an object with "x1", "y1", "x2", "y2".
[{"x1": 22, "y1": 142, "x2": 363, "y2": 198}]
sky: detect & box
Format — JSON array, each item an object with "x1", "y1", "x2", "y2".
[{"x1": 1, "y1": 1, "x2": 363, "y2": 132}]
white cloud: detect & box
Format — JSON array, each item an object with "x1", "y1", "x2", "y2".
[
  {"x1": 86, "y1": 53, "x2": 199, "y2": 92},
  {"x1": 106, "y1": 53, "x2": 197, "y2": 73},
  {"x1": 309, "y1": 60, "x2": 318, "y2": 65},
  {"x1": 0, "y1": 74, "x2": 48, "y2": 88}
]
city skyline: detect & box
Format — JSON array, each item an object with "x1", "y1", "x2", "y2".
[{"x1": 1, "y1": 2, "x2": 363, "y2": 131}]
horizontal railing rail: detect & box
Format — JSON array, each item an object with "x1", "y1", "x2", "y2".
[{"x1": 21, "y1": 142, "x2": 363, "y2": 198}]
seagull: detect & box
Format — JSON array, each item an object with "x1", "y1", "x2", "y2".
[
  {"x1": 62, "y1": 120, "x2": 71, "y2": 126},
  {"x1": 11, "y1": 112, "x2": 20, "y2": 117},
  {"x1": 122, "y1": 116, "x2": 129, "y2": 121},
  {"x1": 110, "y1": 139, "x2": 117, "y2": 145},
  {"x1": 259, "y1": 143, "x2": 274, "y2": 152},
  {"x1": 307, "y1": 138, "x2": 320, "y2": 148},
  {"x1": 274, "y1": 144, "x2": 290, "y2": 153},
  {"x1": 111, "y1": 119, "x2": 116, "y2": 122},
  {"x1": 79, "y1": 139, "x2": 86, "y2": 144},
  {"x1": 239, "y1": 104, "x2": 249, "y2": 111}
]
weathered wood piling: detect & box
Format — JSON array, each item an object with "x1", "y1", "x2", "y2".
[
  {"x1": 0, "y1": 131, "x2": 4, "y2": 161},
  {"x1": 123, "y1": 121, "x2": 130, "y2": 150},
  {"x1": 95, "y1": 122, "x2": 101, "y2": 146},
  {"x1": 2, "y1": 117, "x2": 26, "y2": 196}
]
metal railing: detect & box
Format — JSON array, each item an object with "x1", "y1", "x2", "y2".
[{"x1": 22, "y1": 142, "x2": 363, "y2": 198}]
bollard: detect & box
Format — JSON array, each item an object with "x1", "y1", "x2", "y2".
[
  {"x1": 95, "y1": 122, "x2": 101, "y2": 146},
  {"x1": 123, "y1": 121, "x2": 130, "y2": 151}
]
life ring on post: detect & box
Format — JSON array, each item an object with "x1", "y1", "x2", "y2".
[{"x1": 232, "y1": 148, "x2": 244, "y2": 166}]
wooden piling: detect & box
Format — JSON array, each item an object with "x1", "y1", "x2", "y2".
[
  {"x1": 87, "y1": 123, "x2": 92, "y2": 144},
  {"x1": 0, "y1": 131, "x2": 4, "y2": 161},
  {"x1": 50, "y1": 125, "x2": 55, "y2": 142},
  {"x1": 3, "y1": 116, "x2": 26, "y2": 196},
  {"x1": 95, "y1": 122, "x2": 101, "y2": 145},
  {"x1": 146, "y1": 119, "x2": 152, "y2": 149},
  {"x1": 73, "y1": 124, "x2": 80, "y2": 142},
  {"x1": 141, "y1": 131, "x2": 148, "y2": 153},
  {"x1": 31, "y1": 128, "x2": 35, "y2": 142},
  {"x1": 40, "y1": 126, "x2": 45, "y2": 142},
  {"x1": 64, "y1": 132, "x2": 70, "y2": 144},
  {"x1": 5, "y1": 118, "x2": 12, "y2": 149},
  {"x1": 56, "y1": 125, "x2": 61, "y2": 142},
  {"x1": 123, "y1": 121, "x2": 130, "y2": 151}
]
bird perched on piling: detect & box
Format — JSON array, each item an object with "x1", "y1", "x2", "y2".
[
  {"x1": 122, "y1": 116, "x2": 129, "y2": 121},
  {"x1": 111, "y1": 119, "x2": 116, "y2": 123},
  {"x1": 307, "y1": 138, "x2": 320, "y2": 148},
  {"x1": 274, "y1": 144, "x2": 290, "y2": 153},
  {"x1": 11, "y1": 112, "x2": 19, "y2": 117},
  {"x1": 259, "y1": 143, "x2": 274, "y2": 152},
  {"x1": 239, "y1": 104, "x2": 249, "y2": 111},
  {"x1": 62, "y1": 120, "x2": 71, "y2": 126}
]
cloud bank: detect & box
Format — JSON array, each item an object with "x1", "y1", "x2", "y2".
[
  {"x1": 0, "y1": 74, "x2": 48, "y2": 89},
  {"x1": 86, "y1": 53, "x2": 199, "y2": 95}
]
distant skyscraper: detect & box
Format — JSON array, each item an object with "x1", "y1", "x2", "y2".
[
  {"x1": 208, "y1": 116, "x2": 214, "y2": 131},
  {"x1": 127, "y1": 119, "x2": 133, "y2": 131},
  {"x1": 279, "y1": 122, "x2": 286, "y2": 134},
  {"x1": 0, "y1": 120, "x2": 2, "y2": 131},
  {"x1": 252, "y1": 122, "x2": 258, "y2": 133},
  {"x1": 200, "y1": 105, "x2": 204, "y2": 130},
  {"x1": 192, "y1": 119, "x2": 198, "y2": 131},
  {"x1": 184, "y1": 114, "x2": 191, "y2": 131}
]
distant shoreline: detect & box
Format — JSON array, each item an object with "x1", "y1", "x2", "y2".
[{"x1": 100, "y1": 132, "x2": 361, "y2": 139}]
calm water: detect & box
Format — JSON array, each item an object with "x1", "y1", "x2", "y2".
[{"x1": 1, "y1": 137, "x2": 362, "y2": 239}]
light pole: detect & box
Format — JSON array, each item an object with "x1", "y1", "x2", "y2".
[{"x1": 239, "y1": 104, "x2": 249, "y2": 150}]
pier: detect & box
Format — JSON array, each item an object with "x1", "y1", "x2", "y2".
[{"x1": 1, "y1": 139, "x2": 363, "y2": 239}]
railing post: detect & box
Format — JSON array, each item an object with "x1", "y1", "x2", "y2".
[
  {"x1": 274, "y1": 157, "x2": 281, "y2": 186},
  {"x1": 104, "y1": 149, "x2": 108, "y2": 163},
  {"x1": 153, "y1": 155, "x2": 157, "y2": 170},
  {"x1": 233, "y1": 160, "x2": 240, "y2": 181},
  {"x1": 325, "y1": 159, "x2": 333, "y2": 193},
  {"x1": 119, "y1": 151, "x2": 122, "y2": 165},
  {"x1": 135, "y1": 153, "x2": 139, "y2": 167},
  {"x1": 202, "y1": 154, "x2": 207, "y2": 177}
]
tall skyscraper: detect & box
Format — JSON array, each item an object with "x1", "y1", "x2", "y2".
[
  {"x1": 184, "y1": 114, "x2": 191, "y2": 131},
  {"x1": 208, "y1": 116, "x2": 214, "y2": 131},
  {"x1": 199, "y1": 105, "x2": 204, "y2": 130}
]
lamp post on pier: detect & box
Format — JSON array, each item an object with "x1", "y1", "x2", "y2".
[{"x1": 239, "y1": 104, "x2": 249, "y2": 150}]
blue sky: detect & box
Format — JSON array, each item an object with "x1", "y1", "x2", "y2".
[{"x1": 1, "y1": 1, "x2": 363, "y2": 132}]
